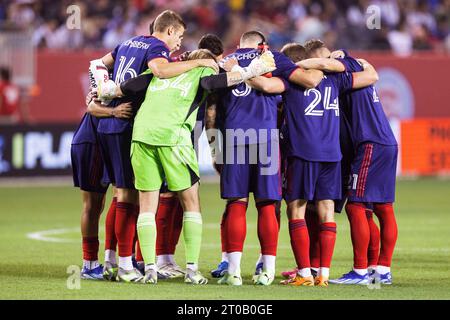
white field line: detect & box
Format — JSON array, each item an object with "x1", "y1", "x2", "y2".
[
  {"x1": 26, "y1": 227, "x2": 79, "y2": 243},
  {"x1": 26, "y1": 227, "x2": 450, "y2": 253}
]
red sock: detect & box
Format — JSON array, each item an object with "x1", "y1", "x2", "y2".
[
  {"x1": 132, "y1": 205, "x2": 139, "y2": 255},
  {"x1": 135, "y1": 240, "x2": 143, "y2": 262},
  {"x1": 373, "y1": 203, "x2": 398, "y2": 267},
  {"x1": 115, "y1": 202, "x2": 138, "y2": 257},
  {"x1": 225, "y1": 201, "x2": 247, "y2": 252},
  {"x1": 104, "y1": 197, "x2": 117, "y2": 251},
  {"x1": 288, "y1": 219, "x2": 310, "y2": 270},
  {"x1": 366, "y1": 209, "x2": 380, "y2": 266},
  {"x1": 345, "y1": 202, "x2": 370, "y2": 269},
  {"x1": 168, "y1": 200, "x2": 183, "y2": 254},
  {"x1": 275, "y1": 201, "x2": 281, "y2": 230},
  {"x1": 155, "y1": 196, "x2": 178, "y2": 256},
  {"x1": 305, "y1": 207, "x2": 320, "y2": 269},
  {"x1": 319, "y1": 222, "x2": 337, "y2": 268},
  {"x1": 220, "y1": 209, "x2": 228, "y2": 253},
  {"x1": 82, "y1": 236, "x2": 99, "y2": 261},
  {"x1": 256, "y1": 201, "x2": 279, "y2": 256}
]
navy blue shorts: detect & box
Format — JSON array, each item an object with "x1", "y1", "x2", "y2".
[
  {"x1": 71, "y1": 143, "x2": 108, "y2": 194},
  {"x1": 220, "y1": 143, "x2": 281, "y2": 200},
  {"x1": 284, "y1": 157, "x2": 341, "y2": 202},
  {"x1": 97, "y1": 129, "x2": 135, "y2": 189},
  {"x1": 347, "y1": 143, "x2": 397, "y2": 203}
]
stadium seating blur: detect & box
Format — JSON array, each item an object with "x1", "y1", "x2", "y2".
[{"x1": 0, "y1": 0, "x2": 449, "y2": 54}]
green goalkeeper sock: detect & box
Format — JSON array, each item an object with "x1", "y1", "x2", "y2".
[
  {"x1": 137, "y1": 212, "x2": 156, "y2": 266},
  {"x1": 183, "y1": 211, "x2": 203, "y2": 265}
]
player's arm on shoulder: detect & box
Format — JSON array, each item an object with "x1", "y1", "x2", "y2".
[
  {"x1": 119, "y1": 72, "x2": 154, "y2": 97},
  {"x1": 297, "y1": 58, "x2": 345, "y2": 73},
  {"x1": 148, "y1": 58, "x2": 218, "y2": 79},
  {"x1": 201, "y1": 52, "x2": 277, "y2": 90},
  {"x1": 351, "y1": 59, "x2": 379, "y2": 89},
  {"x1": 288, "y1": 68, "x2": 323, "y2": 89},
  {"x1": 199, "y1": 71, "x2": 240, "y2": 90},
  {"x1": 246, "y1": 76, "x2": 285, "y2": 94},
  {"x1": 87, "y1": 100, "x2": 132, "y2": 119}
]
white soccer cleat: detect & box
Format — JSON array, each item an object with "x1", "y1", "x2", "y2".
[
  {"x1": 142, "y1": 269, "x2": 158, "y2": 284},
  {"x1": 158, "y1": 263, "x2": 186, "y2": 279},
  {"x1": 184, "y1": 269, "x2": 208, "y2": 285},
  {"x1": 218, "y1": 272, "x2": 242, "y2": 286},
  {"x1": 254, "y1": 270, "x2": 275, "y2": 286}
]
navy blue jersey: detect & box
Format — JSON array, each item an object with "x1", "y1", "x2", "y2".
[
  {"x1": 281, "y1": 72, "x2": 353, "y2": 162},
  {"x1": 97, "y1": 35, "x2": 171, "y2": 134},
  {"x1": 337, "y1": 56, "x2": 397, "y2": 147},
  {"x1": 72, "y1": 113, "x2": 99, "y2": 145},
  {"x1": 217, "y1": 48, "x2": 297, "y2": 145}
]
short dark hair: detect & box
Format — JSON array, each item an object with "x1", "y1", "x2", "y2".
[
  {"x1": 281, "y1": 43, "x2": 307, "y2": 63},
  {"x1": 149, "y1": 20, "x2": 155, "y2": 34},
  {"x1": 153, "y1": 10, "x2": 186, "y2": 33},
  {"x1": 198, "y1": 34, "x2": 224, "y2": 57},
  {"x1": 304, "y1": 39, "x2": 326, "y2": 58},
  {"x1": 0, "y1": 67, "x2": 10, "y2": 82},
  {"x1": 240, "y1": 30, "x2": 266, "y2": 45}
]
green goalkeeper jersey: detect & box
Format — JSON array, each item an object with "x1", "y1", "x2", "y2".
[{"x1": 132, "y1": 67, "x2": 215, "y2": 146}]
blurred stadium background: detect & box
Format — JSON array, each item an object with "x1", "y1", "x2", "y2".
[{"x1": 0, "y1": 0, "x2": 450, "y2": 300}]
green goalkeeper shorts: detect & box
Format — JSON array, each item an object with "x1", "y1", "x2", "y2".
[{"x1": 131, "y1": 141, "x2": 200, "y2": 192}]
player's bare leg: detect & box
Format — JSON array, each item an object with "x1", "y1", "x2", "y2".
[
  {"x1": 218, "y1": 197, "x2": 248, "y2": 286},
  {"x1": 281, "y1": 199, "x2": 314, "y2": 286},
  {"x1": 80, "y1": 191, "x2": 105, "y2": 280},
  {"x1": 177, "y1": 182, "x2": 208, "y2": 284},
  {"x1": 314, "y1": 199, "x2": 337, "y2": 287}
]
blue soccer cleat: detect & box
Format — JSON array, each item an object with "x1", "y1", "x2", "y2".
[
  {"x1": 329, "y1": 270, "x2": 369, "y2": 285},
  {"x1": 132, "y1": 256, "x2": 146, "y2": 277},
  {"x1": 210, "y1": 261, "x2": 228, "y2": 278},
  {"x1": 252, "y1": 262, "x2": 264, "y2": 283},
  {"x1": 378, "y1": 272, "x2": 393, "y2": 285},
  {"x1": 81, "y1": 265, "x2": 104, "y2": 280}
]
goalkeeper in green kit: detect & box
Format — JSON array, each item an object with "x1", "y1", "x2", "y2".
[{"x1": 101, "y1": 48, "x2": 276, "y2": 284}]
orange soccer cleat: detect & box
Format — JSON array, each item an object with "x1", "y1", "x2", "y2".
[
  {"x1": 280, "y1": 275, "x2": 314, "y2": 286},
  {"x1": 314, "y1": 276, "x2": 329, "y2": 287}
]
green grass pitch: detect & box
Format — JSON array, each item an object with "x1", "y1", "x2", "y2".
[{"x1": 0, "y1": 179, "x2": 449, "y2": 300}]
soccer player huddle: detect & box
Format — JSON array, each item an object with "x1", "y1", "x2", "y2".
[{"x1": 71, "y1": 9, "x2": 398, "y2": 287}]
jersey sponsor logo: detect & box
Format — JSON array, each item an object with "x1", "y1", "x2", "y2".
[
  {"x1": 376, "y1": 68, "x2": 414, "y2": 120},
  {"x1": 226, "y1": 51, "x2": 259, "y2": 62},
  {"x1": 122, "y1": 39, "x2": 150, "y2": 50},
  {"x1": 232, "y1": 83, "x2": 252, "y2": 97}
]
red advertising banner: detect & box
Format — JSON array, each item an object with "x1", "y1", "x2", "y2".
[
  {"x1": 26, "y1": 51, "x2": 450, "y2": 124},
  {"x1": 401, "y1": 118, "x2": 450, "y2": 176}
]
